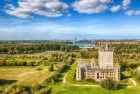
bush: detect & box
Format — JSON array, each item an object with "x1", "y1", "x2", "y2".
[
  {"x1": 48, "y1": 64, "x2": 54, "y2": 71},
  {"x1": 136, "y1": 72, "x2": 140, "y2": 81},
  {"x1": 32, "y1": 83, "x2": 42, "y2": 90},
  {"x1": 35, "y1": 87, "x2": 51, "y2": 94},
  {"x1": 58, "y1": 64, "x2": 69, "y2": 73},
  {"x1": 4, "y1": 84, "x2": 30, "y2": 94},
  {"x1": 86, "y1": 78, "x2": 97, "y2": 83},
  {"x1": 35, "y1": 67, "x2": 43, "y2": 71},
  {"x1": 27, "y1": 61, "x2": 35, "y2": 66},
  {"x1": 100, "y1": 78, "x2": 119, "y2": 90}
]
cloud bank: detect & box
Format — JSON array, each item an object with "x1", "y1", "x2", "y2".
[
  {"x1": 72, "y1": 0, "x2": 111, "y2": 14},
  {"x1": 110, "y1": 5, "x2": 121, "y2": 12},
  {"x1": 4, "y1": 0, "x2": 140, "y2": 18},
  {"x1": 126, "y1": 10, "x2": 140, "y2": 16},
  {"x1": 6, "y1": 0, "x2": 69, "y2": 18}
]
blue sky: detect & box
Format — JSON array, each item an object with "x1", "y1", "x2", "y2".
[{"x1": 0, "y1": 0, "x2": 140, "y2": 40}]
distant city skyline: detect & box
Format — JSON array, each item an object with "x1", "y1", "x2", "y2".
[{"x1": 0, "y1": 0, "x2": 140, "y2": 40}]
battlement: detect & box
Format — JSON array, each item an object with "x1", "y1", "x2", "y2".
[{"x1": 99, "y1": 42, "x2": 113, "y2": 52}]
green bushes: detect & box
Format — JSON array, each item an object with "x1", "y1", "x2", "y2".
[
  {"x1": 113, "y1": 43, "x2": 140, "y2": 54},
  {"x1": 35, "y1": 87, "x2": 51, "y2": 94},
  {"x1": 136, "y1": 73, "x2": 140, "y2": 81},
  {"x1": 48, "y1": 64, "x2": 54, "y2": 71},
  {"x1": 0, "y1": 42, "x2": 79, "y2": 54},
  {"x1": 58, "y1": 64, "x2": 69, "y2": 73},
  {"x1": 80, "y1": 50, "x2": 98, "y2": 59},
  {"x1": 32, "y1": 83, "x2": 42, "y2": 90},
  {"x1": 100, "y1": 78, "x2": 119, "y2": 90},
  {"x1": 4, "y1": 84, "x2": 30, "y2": 94},
  {"x1": 0, "y1": 60, "x2": 37, "y2": 66},
  {"x1": 131, "y1": 69, "x2": 140, "y2": 81}
]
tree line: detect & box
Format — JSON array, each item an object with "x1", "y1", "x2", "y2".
[{"x1": 0, "y1": 42, "x2": 79, "y2": 54}]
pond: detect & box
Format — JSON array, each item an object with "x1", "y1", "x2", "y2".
[{"x1": 67, "y1": 42, "x2": 96, "y2": 47}]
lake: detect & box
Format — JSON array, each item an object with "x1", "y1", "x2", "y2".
[{"x1": 67, "y1": 42, "x2": 96, "y2": 47}]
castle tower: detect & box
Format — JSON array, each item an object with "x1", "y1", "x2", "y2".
[{"x1": 99, "y1": 43, "x2": 113, "y2": 68}]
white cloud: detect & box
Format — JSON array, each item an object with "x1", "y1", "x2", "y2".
[
  {"x1": 110, "y1": 5, "x2": 121, "y2": 12},
  {"x1": 5, "y1": 0, "x2": 69, "y2": 18},
  {"x1": 126, "y1": 10, "x2": 140, "y2": 16},
  {"x1": 72, "y1": 0, "x2": 111, "y2": 14},
  {"x1": 123, "y1": 0, "x2": 131, "y2": 9}
]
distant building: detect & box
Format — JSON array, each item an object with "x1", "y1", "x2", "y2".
[{"x1": 76, "y1": 43, "x2": 120, "y2": 81}]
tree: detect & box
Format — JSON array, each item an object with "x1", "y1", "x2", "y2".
[
  {"x1": 32, "y1": 83, "x2": 42, "y2": 90},
  {"x1": 100, "y1": 78, "x2": 119, "y2": 90},
  {"x1": 136, "y1": 72, "x2": 140, "y2": 81},
  {"x1": 49, "y1": 64, "x2": 54, "y2": 71}
]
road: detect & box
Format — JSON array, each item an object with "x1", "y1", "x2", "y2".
[
  {"x1": 127, "y1": 78, "x2": 137, "y2": 88},
  {"x1": 63, "y1": 72, "x2": 137, "y2": 88}
]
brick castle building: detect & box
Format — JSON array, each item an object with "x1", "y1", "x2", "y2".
[{"x1": 76, "y1": 43, "x2": 120, "y2": 81}]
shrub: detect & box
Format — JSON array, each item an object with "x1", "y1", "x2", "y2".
[
  {"x1": 86, "y1": 78, "x2": 97, "y2": 83},
  {"x1": 27, "y1": 61, "x2": 35, "y2": 66},
  {"x1": 4, "y1": 84, "x2": 30, "y2": 94},
  {"x1": 136, "y1": 72, "x2": 140, "y2": 81},
  {"x1": 35, "y1": 67, "x2": 43, "y2": 71},
  {"x1": 32, "y1": 83, "x2": 42, "y2": 90},
  {"x1": 100, "y1": 78, "x2": 119, "y2": 90},
  {"x1": 35, "y1": 87, "x2": 51, "y2": 94},
  {"x1": 58, "y1": 64, "x2": 69, "y2": 73},
  {"x1": 48, "y1": 64, "x2": 54, "y2": 71}
]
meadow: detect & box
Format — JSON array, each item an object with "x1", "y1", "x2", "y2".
[{"x1": 0, "y1": 42, "x2": 139, "y2": 94}]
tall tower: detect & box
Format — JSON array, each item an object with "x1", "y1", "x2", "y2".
[{"x1": 99, "y1": 43, "x2": 113, "y2": 68}]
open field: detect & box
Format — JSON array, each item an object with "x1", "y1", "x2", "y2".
[
  {"x1": 0, "y1": 42, "x2": 139, "y2": 94},
  {"x1": 0, "y1": 67, "x2": 36, "y2": 80},
  {"x1": 53, "y1": 85, "x2": 140, "y2": 94},
  {"x1": 0, "y1": 66, "x2": 53, "y2": 85}
]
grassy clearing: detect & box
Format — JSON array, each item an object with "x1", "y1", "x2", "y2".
[
  {"x1": 53, "y1": 85, "x2": 140, "y2": 94},
  {"x1": 66, "y1": 63, "x2": 76, "y2": 84},
  {"x1": 137, "y1": 66, "x2": 140, "y2": 71},
  {"x1": 0, "y1": 66, "x2": 52, "y2": 86},
  {"x1": 0, "y1": 66, "x2": 36, "y2": 80}
]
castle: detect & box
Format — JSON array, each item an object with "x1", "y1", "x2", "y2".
[{"x1": 76, "y1": 43, "x2": 120, "y2": 81}]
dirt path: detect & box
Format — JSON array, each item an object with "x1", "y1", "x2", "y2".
[
  {"x1": 71, "y1": 84, "x2": 99, "y2": 87},
  {"x1": 63, "y1": 73, "x2": 99, "y2": 87},
  {"x1": 127, "y1": 78, "x2": 137, "y2": 88},
  {"x1": 63, "y1": 73, "x2": 68, "y2": 83},
  {"x1": 63, "y1": 72, "x2": 137, "y2": 88}
]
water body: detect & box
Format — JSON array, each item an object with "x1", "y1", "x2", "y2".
[{"x1": 68, "y1": 42, "x2": 96, "y2": 47}]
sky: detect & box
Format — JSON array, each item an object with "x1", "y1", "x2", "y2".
[{"x1": 0, "y1": 0, "x2": 140, "y2": 40}]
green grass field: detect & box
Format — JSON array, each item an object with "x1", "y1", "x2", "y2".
[
  {"x1": 55, "y1": 59, "x2": 140, "y2": 94},
  {"x1": 53, "y1": 85, "x2": 140, "y2": 94},
  {"x1": 0, "y1": 66, "x2": 53, "y2": 86}
]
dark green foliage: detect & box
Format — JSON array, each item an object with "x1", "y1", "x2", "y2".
[
  {"x1": 86, "y1": 79, "x2": 97, "y2": 83},
  {"x1": 113, "y1": 43, "x2": 140, "y2": 71},
  {"x1": 27, "y1": 61, "x2": 35, "y2": 66},
  {"x1": 100, "y1": 78, "x2": 119, "y2": 90},
  {"x1": 49, "y1": 64, "x2": 54, "y2": 71},
  {"x1": 113, "y1": 43, "x2": 140, "y2": 54},
  {"x1": 136, "y1": 72, "x2": 140, "y2": 81},
  {"x1": 0, "y1": 42, "x2": 79, "y2": 54},
  {"x1": 44, "y1": 72, "x2": 59, "y2": 83},
  {"x1": 80, "y1": 50, "x2": 98, "y2": 59},
  {"x1": 58, "y1": 64, "x2": 69, "y2": 73},
  {"x1": 0, "y1": 60, "x2": 37, "y2": 66},
  {"x1": 66, "y1": 57, "x2": 75, "y2": 65},
  {"x1": 0, "y1": 79, "x2": 16, "y2": 86}
]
